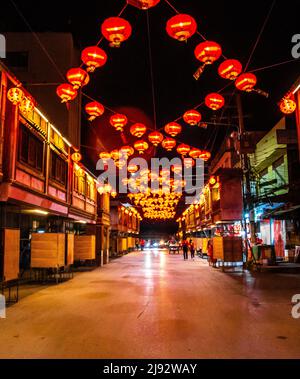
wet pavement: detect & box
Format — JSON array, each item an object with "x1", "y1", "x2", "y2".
[{"x1": 0, "y1": 249, "x2": 300, "y2": 358}]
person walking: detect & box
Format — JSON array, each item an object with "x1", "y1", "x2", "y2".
[
  {"x1": 182, "y1": 239, "x2": 188, "y2": 260},
  {"x1": 140, "y1": 239, "x2": 145, "y2": 251},
  {"x1": 190, "y1": 240, "x2": 195, "y2": 260},
  {"x1": 207, "y1": 239, "x2": 216, "y2": 267}
]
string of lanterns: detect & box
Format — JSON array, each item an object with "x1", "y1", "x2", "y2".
[
  {"x1": 53, "y1": 0, "x2": 274, "y2": 173},
  {"x1": 51, "y1": 0, "x2": 298, "y2": 218}
]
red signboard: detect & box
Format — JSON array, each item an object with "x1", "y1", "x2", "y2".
[{"x1": 274, "y1": 220, "x2": 284, "y2": 257}]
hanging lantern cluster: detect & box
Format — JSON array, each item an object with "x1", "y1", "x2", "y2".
[
  {"x1": 166, "y1": 14, "x2": 197, "y2": 42},
  {"x1": 127, "y1": 175, "x2": 182, "y2": 220},
  {"x1": 97, "y1": 182, "x2": 116, "y2": 196},
  {"x1": 120, "y1": 145, "x2": 135, "y2": 159},
  {"x1": 58, "y1": 12, "x2": 132, "y2": 104},
  {"x1": 99, "y1": 152, "x2": 111, "y2": 163},
  {"x1": 7, "y1": 87, "x2": 35, "y2": 116},
  {"x1": 101, "y1": 17, "x2": 132, "y2": 48}
]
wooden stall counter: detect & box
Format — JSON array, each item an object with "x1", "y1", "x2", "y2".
[
  {"x1": 31, "y1": 233, "x2": 65, "y2": 268},
  {"x1": 74, "y1": 235, "x2": 96, "y2": 261}
]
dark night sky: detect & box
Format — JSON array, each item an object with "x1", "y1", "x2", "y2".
[
  {"x1": 2, "y1": 0, "x2": 300, "y2": 149},
  {"x1": 1, "y1": 0, "x2": 300, "y2": 234}
]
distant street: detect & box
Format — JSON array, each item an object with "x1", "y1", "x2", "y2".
[{"x1": 1, "y1": 250, "x2": 300, "y2": 359}]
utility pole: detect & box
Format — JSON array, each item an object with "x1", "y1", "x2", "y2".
[{"x1": 236, "y1": 94, "x2": 256, "y2": 263}]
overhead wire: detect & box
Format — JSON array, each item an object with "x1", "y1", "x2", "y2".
[
  {"x1": 244, "y1": 0, "x2": 276, "y2": 71},
  {"x1": 146, "y1": 10, "x2": 158, "y2": 130},
  {"x1": 250, "y1": 58, "x2": 300, "y2": 74}
]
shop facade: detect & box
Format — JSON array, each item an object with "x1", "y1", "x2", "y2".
[{"x1": 0, "y1": 63, "x2": 110, "y2": 285}]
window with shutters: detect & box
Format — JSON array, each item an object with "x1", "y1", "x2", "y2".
[
  {"x1": 18, "y1": 123, "x2": 44, "y2": 172},
  {"x1": 50, "y1": 150, "x2": 67, "y2": 186}
]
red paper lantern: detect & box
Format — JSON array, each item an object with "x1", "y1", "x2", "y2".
[
  {"x1": 56, "y1": 83, "x2": 78, "y2": 103},
  {"x1": 120, "y1": 145, "x2": 134, "y2": 159},
  {"x1": 235, "y1": 73, "x2": 257, "y2": 92},
  {"x1": 183, "y1": 110, "x2": 202, "y2": 126},
  {"x1": 183, "y1": 158, "x2": 195, "y2": 169},
  {"x1": 189, "y1": 148, "x2": 202, "y2": 159},
  {"x1": 128, "y1": 164, "x2": 139, "y2": 173},
  {"x1": 164, "y1": 122, "x2": 182, "y2": 137},
  {"x1": 279, "y1": 94, "x2": 297, "y2": 115},
  {"x1": 172, "y1": 164, "x2": 182, "y2": 174},
  {"x1": 200, "y1": 150, "x2": 211, "y2": 161},
  {"x1": 71, "y1": 152, "x2": 82, "y2": 163},
  {"x1": 148, "y1": 131, "x2": 164, "y2": 146},
  {"x1": 218, "y1": 59, "x2": 242, "y2": 80},
  {"x1": 130, "y1": 123, "x2": 147, "y2": 138},
  {"x1": 19, "y1": 97, "x2": 35, "y2": 115},
  {"x1": 115, "y1": 160, "x2": 126, "y2": 169},
  {"x1": 85, "y1": 101, "x2": 105, "y2": 121},
  {"x1": 110, "y1": 114, "x2": 128, "y2": 132},
  {"x1": 111, "y1": 149, "x2": 121, "y2": 161},
  {"x1": 134, "y1": 140, "x2": 149, "y2": 154},
  {"x1": 177, "y1": 144, "x2": 190, "y2": 157},
  {"x1": 205, "y1": 93, "x2": 225, "y2": 111},
  {"x1": 7, "y1": 87, "x2": 24, "y2": 105},
  {"x1": 194, "y1": 41, "x2": 222, "y2": 65},
  {"x1": 99, "y1": 152, "x2": 111, "y2": 162},
  {"x1": 166, "y1": 14, "x2": 197, "y2": 42},
  {"x1": 101, "y1": 17, "x2": 132, "y2": 47},
  {"x1": 81, "y1": 46, "x2": 107, "y2": 73},
  {"x1": 162, "y1": 138, "x2": 176, "y2": 151},
  {"x1": 66, "y1": 68, "x2": 89, "y2": 89},
  {"x1": 127, "y1": 0, "x2": 160, "y2": 9}
]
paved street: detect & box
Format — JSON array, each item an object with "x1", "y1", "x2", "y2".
[{"x1": 1, "y1": 250, "x2": 300, "y2": 359}]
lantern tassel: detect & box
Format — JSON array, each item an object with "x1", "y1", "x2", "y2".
[
  {"x1": 193, "y1": 64, "x2": 206, "y2": 81},
  {"x1": 253, "y1": 88, "x2": 269, "y2": 98}
]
